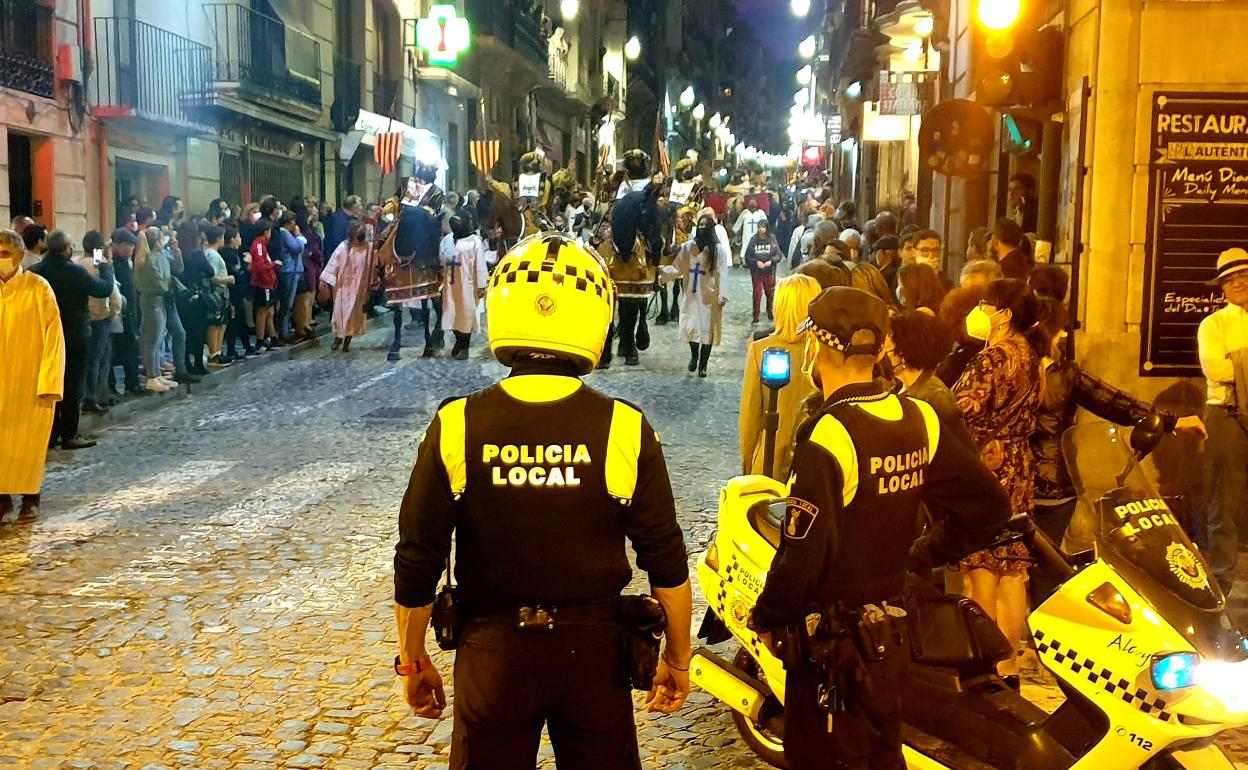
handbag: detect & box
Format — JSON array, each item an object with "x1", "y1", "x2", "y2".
[{"x1": 169, "y1": 275, "x2": 192, "y2": 304}]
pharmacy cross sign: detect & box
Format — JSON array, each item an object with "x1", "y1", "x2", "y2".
[{"x1": 415, "y1": 5, "x2": 470, "y2": 66}]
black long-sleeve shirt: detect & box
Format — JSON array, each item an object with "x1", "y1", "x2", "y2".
[
  {"x1": 753, "y1": 382, "x2": 1010, "y2": 627},
  {"x1": 30, "y1": 255, "x2": 115, "y2": 341},
  {"x1": 394, "y1": 362, "x2": 688, "y2": 610}
]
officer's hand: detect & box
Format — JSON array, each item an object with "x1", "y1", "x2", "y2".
[
  {"x1": 403, "y1": 665, "x2": 447, "y2": 719},
  {"x1": 758, "y1": 631, "x2": 779, "y2": 658},
  {"x1": 645, "y1": 659, "x2": 689, "y2": 714}
]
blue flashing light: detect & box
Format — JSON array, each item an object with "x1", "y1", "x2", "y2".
[
  {"x1": 1151, "y1": 653, "x2": 1199, "y2": 691},
  {"x1": 761, "y1": 348, "x2": 792, "y2": 390}
]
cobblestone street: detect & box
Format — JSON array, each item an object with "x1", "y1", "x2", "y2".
[{"x1": 2, "y1": 270, "x2": 1248, "y2": 769}]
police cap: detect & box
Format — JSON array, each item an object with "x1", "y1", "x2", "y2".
[{"x1": 799, "y1": 286, "x2": 890, "y2": 357}]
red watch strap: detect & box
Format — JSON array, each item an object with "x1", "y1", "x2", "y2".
[{"x1": 394, "y1": 654, "x2": 431, "y2": 676}]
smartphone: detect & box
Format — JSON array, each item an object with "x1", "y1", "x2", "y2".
[{"x1": 92, "y1": 248, "x2": 105, "y2": 265}]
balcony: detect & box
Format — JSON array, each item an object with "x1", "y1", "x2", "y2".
[
  {"x1": 91, "y1": 18, "x2": 211, "y2": 129},
  {"x1": 372, "y1": 70, "x2": 399, "y2": 117},
  {"x1": 464, "y1": 0, "x2": 547, "y2": 76},
  {"x1": 0, "y1": 0, "x2": 54, "y2": 98},
  {"x1": 201, "y1": 3, "x2": 321, "y2": 109},
  {"x1": 331, "y1": 54, "x2": 362, "y2": 131}
]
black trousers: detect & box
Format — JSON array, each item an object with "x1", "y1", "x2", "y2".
[
  {"x1": 226, "y1": 295, "x2": 252, "y2": 354},
  {"x1": 784, "y1": 631, "x2": 909, "y2": 770},
  {"x1": 54, "y1": 334, "x2": 89, "y2": 443},
  {"x1": 451, "y1": 620, "x2": 641, "y2": 770}
]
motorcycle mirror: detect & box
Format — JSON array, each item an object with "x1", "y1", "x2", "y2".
[
  {"x1": 1129, "y1": 413, "x2": 1167, "y2": 461},
  {"x1": 761, "y1": 348, "x2": 791, "y2": 390}
]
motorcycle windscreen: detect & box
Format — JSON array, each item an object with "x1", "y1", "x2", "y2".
[{"x1": 1062, "y1": 422, "x2": 1222, "y2": 612}]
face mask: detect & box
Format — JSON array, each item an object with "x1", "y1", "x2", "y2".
[
  {"x1": 250, "y1": 212, "x2": 261, "y2": 223},
  {"x1": 965, "y1": 306, "x2": 1000, "y2": 341},
  {"x1": 383, "y1": 213, "x2": 396, "y2": 223},
  {"x1": 223, "y1": 208, "x2": 232, "y2": 220},
  {"x1": 895, "y1": 284, "x2": 905, "y2": 307},
  {"x1": 0, "y1": 257, "x2": 16, "y2": 274}
]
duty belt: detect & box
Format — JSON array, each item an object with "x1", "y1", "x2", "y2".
[{"x1": 472, "y1": 598, "x2": 621, "y2": 629}]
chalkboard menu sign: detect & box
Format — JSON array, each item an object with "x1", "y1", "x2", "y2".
[{"x1": 1141, "y1": 92, "x2": 1248, "y2": 377}]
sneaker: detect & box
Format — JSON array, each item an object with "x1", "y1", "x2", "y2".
[
  {"x1": 207, "y1": 356, "x2": 231, "y2": 369},
  {"x1": 61, "y1": 437, "x2": 97, "y2": 450},
  {"x1": 246, "y1": 348, "x2": 263, "y2": 357},
  {"x1": 147, "y1": 377, "x2": 171, "y2": 393},
  {"x1": 157, "y1": 376, "x2": 179, "y2": 389}
]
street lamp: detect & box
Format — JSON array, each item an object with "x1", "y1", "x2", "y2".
[
  {"x1": 798, "y1": 35, "x2": 817, "y2": 59},
  {"x1": 791, "y1": 0, "x2": 810, "y2": 17},
  {"x1": 624, "y1": 36, "x2": 641, "y2": 60},
  {"x1": 709, "y1": 112, "x2": 722, "y2": 129},
  {"x1": 794, "y1": 89, "x2": 809, "y2": 108},
  {"x1": 845, "y1": 80, "x2": 863, "y2": 99},
  {"x1": 692, "y1": 103, "x2": 706, "y2": 121},
  {"x1": 560, "y1": 0, "x2": 579, "y2": 21},
  {"x1": 797, "y1": 65, "x2": 813, "y2": 85},
  {"x1": 915, "y1": 15, "x2": 934, "y2": 37},
  {"x1": 679, "y1": 86, "x2": 696, "y2": 108},
  {"x1": 976, "y1": 0, "x2": 1022, "y2": 31}
]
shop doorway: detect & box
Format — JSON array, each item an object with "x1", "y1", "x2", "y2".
[
  {"x1": 114, "y1": 158, "x2": 167, "y2": 228},
  {"x1": 7, "y1": 133, "x2": 33, "y2": 220}
]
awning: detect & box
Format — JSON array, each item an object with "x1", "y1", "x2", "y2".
[{"x1": 352, "y1": 109, "x2": 441, "y2": 159}]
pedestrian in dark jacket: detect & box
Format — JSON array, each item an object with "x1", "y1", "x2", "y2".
[
  {"x1": 744, "y1": 220, "x2": 782, "y2": 324},
  {"x1": 30, "y1": 230, "x2": 115, "y2": 450},
  {"x1": 323, "y1": 196, "x2": 360, "y2": 266}
]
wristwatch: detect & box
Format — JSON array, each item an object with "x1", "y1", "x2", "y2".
[{"x1": 394, "y1": 654, "x2": 432, "y2": 676}]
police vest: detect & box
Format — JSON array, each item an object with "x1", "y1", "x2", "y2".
[
  {"x1": 803, "y1": 393, "x2": 940, "y2": 606},
  {"x1": 433, "y1": 377, "x2": 647, "y2": 610}
]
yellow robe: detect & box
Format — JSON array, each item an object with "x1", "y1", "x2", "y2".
[{"x1": 0, "y1": 269, "x2": 65, "y2": 494}]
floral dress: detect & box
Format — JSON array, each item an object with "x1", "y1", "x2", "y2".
[{"x1": 953, "y1": 333, "x2": 1043, "y2": 572}]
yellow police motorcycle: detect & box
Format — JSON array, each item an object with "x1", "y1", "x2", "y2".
[{"x1": 693, "y1": 353, "x2": 1248, "y2": 769}]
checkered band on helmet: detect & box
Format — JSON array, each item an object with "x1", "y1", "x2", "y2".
[{"x1": 488, "y1": 233, "x2": 616, "y2": 305}]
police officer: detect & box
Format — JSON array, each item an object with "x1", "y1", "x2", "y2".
[
  {"x1": 393, "y1": 232, "x2": 693, "y2": 769},
  {"x1": 749, "y1": 286, "x2": 1011, "y2": 770}
]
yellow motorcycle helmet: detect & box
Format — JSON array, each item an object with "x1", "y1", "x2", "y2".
[{"x1": 487, "y1": 233, "x2": 616, "y2": 374}]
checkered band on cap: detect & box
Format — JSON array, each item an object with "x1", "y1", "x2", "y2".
[
  {"x1": 488, "y1": 233, "x2": 615, "y2": 304},
  {"x1": 798, "y1": 317, "x2": 882, "y2": 355}
]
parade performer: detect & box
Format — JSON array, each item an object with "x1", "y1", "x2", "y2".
[
  {"x1": 656, "y1": 159, "x2": 702, "y2": 326},
  {"x1": 377, "y1": 161, "x2": 445, "y2": 361},
  {"x1": 0, "y1": 229, "x2": 65, "y2": 522},
  {"x1": 662, "y1": 213, "x2": 730, "y2": 377},
  {"x1": 394, "y1": 232, "x2": 692, "y2": 769},
  {"x1": 439, "y1": 211, "x2": 488, "y2": 360},
  {"x1": 604, "y1": 149, "x2": 661, "y2": 367},
  {"x1": 320, "y1": 220, "x2": 372, "y2": 352},
  {"x1": 516, "y1": 150, "x2": 554, "y2": 233}
]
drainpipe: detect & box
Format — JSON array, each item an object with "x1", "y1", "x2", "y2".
[{"x1": 96, "y1": 121, "x2": 109, "y2": 231}]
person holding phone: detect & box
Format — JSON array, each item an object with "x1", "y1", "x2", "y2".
[{"x1": 30, "y1": 230, "x2": 116, "y2": 450}]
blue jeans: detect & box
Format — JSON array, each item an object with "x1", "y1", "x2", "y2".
[
  {"x1": 83, "y1": 319, "x2": 112, "y2": 406},
  {"x1": 276, "y1": 272, "x2": 300, "y2": 336},
  {"x1": 140, "y1": 294, "x2": 166, "y2": 380},
  {"x1": 1202, "y1": 405, "x2": 1245, "y2": 593},
  {"x1": 158, "y1": 295, "x2": 187, "y2": 377}
]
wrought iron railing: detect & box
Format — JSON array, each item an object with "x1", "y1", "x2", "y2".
[
  {"x1": 372, "y1": 70, "x2": 398, "y2": 117},
  {"x1": 331, "y1": 53, "x2": 361, "y2": 130},
  {"x1": 202, "y1": 3, "x2": 321, "y2": 107},
  {"x1": 0, "y1": 0, "x2": 54, "y2": 97},
  {"x1": 464, "y1": 0, "x2": 547, "y2": 72},
  {"x1": 92, "y1": 17, "x2": 211, "y2": 124}
]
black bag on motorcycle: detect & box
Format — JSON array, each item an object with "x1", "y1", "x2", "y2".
[{"x1": 904, "y1": 574, "x2": 1012, "y2": 668}]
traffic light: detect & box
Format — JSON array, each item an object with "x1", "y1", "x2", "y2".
[
  {"x1": 970, "y1": 0, "x2": 1063, "y2": 108},
  {"x1": 801, "y1": 144, "x2": 825, "y2": 168}
]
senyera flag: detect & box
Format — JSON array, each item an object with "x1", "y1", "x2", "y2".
[
  {"x1": 655, "y1": 112, "x2": 670, "y2": 175},
  {"x1": 470, "y1": 137, "x2": 500, "y2": 176},
  {"x1": 374, "y1": 131, "x2": 403, "y2": 176}
]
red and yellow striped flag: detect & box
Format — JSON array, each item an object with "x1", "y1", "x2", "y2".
[
  {"x1": 470, "y1": 138, "x2": 500, "y2": 176},
  {"x1": 655, "y1": 112, "x2": 670, "y2": 175},
  {"x1": 374, "y1": 131, "x2": 403, "y2": 175}
]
